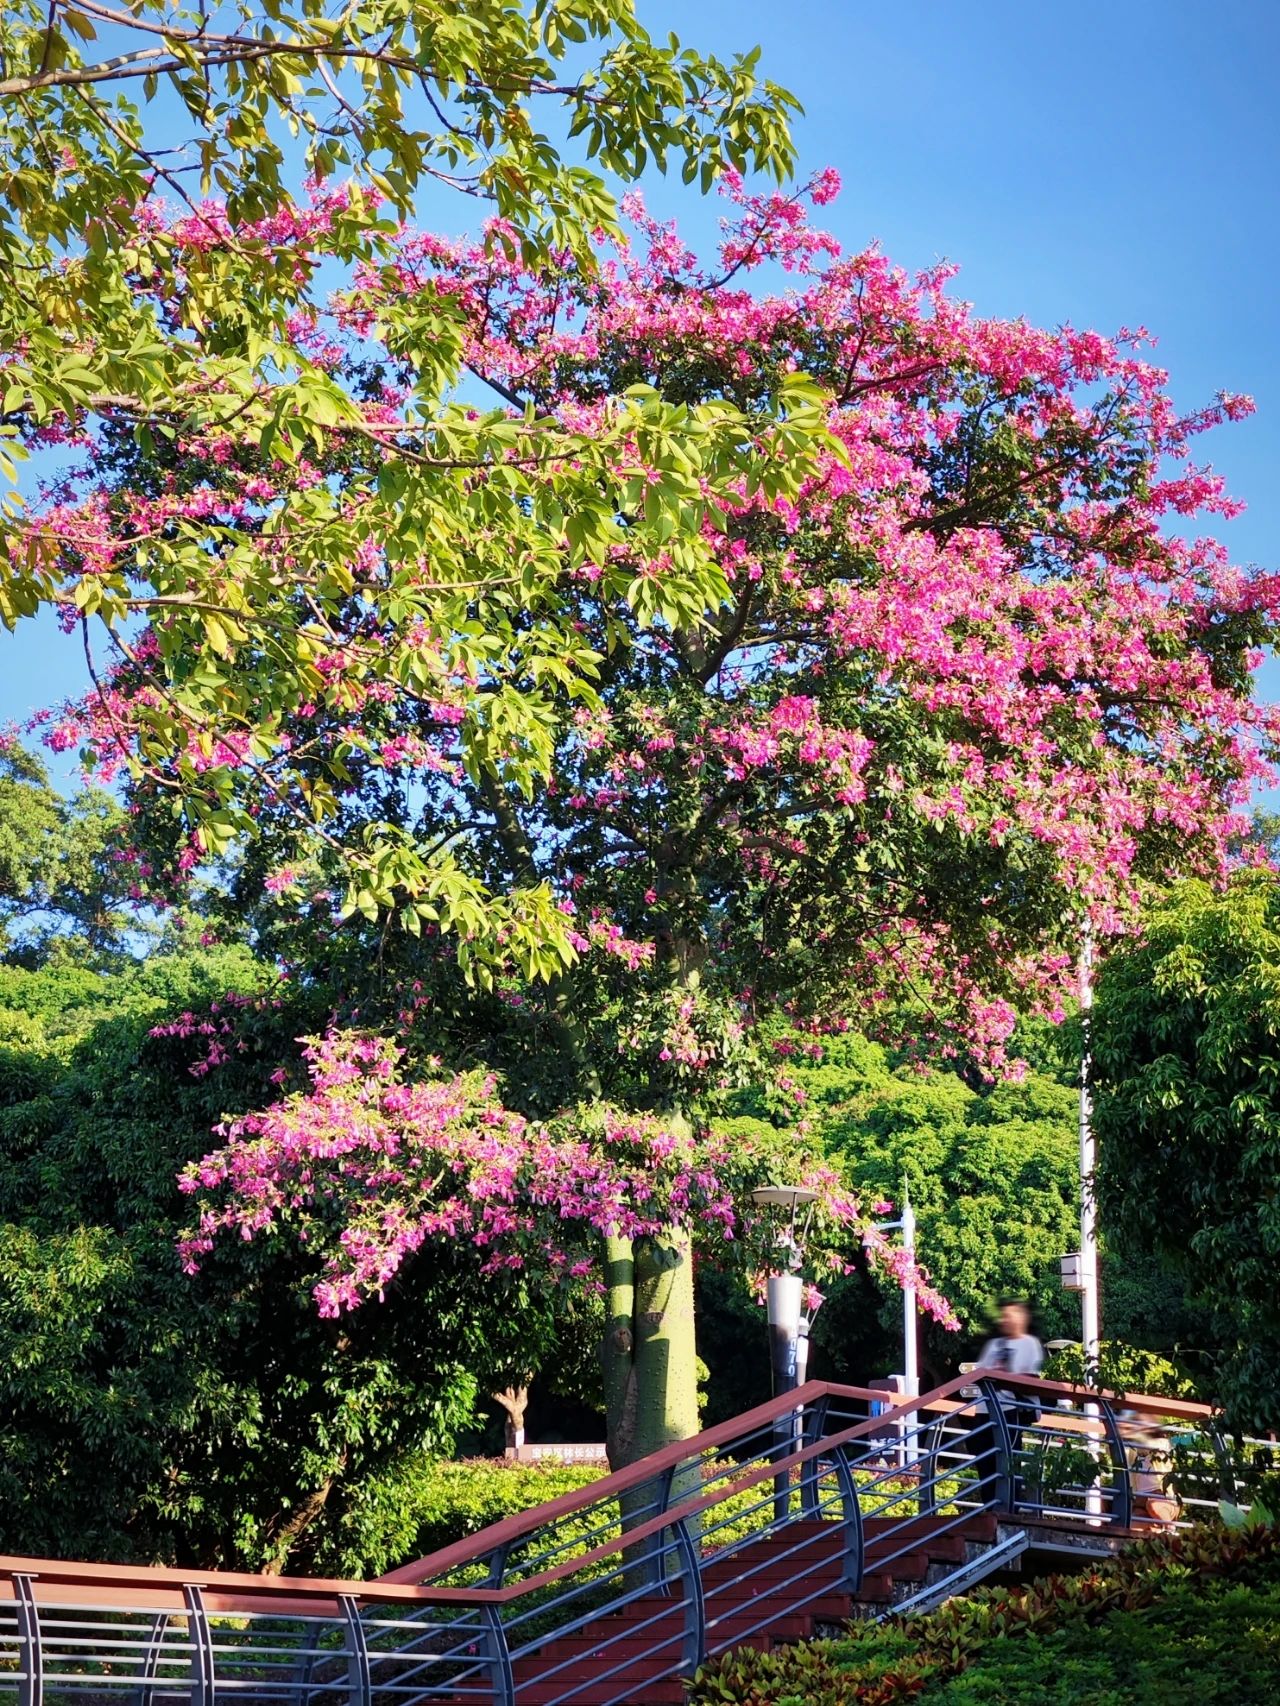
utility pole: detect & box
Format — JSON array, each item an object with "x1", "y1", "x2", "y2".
[
  {"x1": 901, "y1": 1181, "x2": 919, "y2": 1401},
  {"x1": 1079, "y1": 930, "x2": 1103, "y2": 1522},
  {"x1": 1079, "y1": 931, "x2": 1101, "y2": 1374}
]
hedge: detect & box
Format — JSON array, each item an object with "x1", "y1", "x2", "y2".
[{"x1": 690, "y1": 1521, "x2": 1280, "y2": 1705}]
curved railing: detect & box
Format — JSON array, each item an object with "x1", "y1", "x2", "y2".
[{"x1": 0, "y1": 1371, "x2": 1270, "y2": 1706}]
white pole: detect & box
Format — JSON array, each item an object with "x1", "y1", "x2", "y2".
[
  {"x1": 1078, "y1": 934, "x2": 1100, "y2": 1372},
  {"x1": 1079, "y1": 930, "x2": 1103, "y2": 1519},
  {"x1": 902, "y1": 1185, "x2": 919, "y2": 1399},
  {"x1": 901, "y1": 1184, "x2": 919, "y2": 1468}
]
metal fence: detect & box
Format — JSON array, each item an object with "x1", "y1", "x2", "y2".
[{"x1": 0, "y1": 1371, "x2": 1267, "y2": 1706}]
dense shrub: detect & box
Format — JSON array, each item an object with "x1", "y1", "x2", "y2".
[
  {"x1": 333, "y1": 1458, "x2": 604, "y2": 1575},
  {"x1": 691, "y1": 1522, "x2": 1280, "y2": 1705}
]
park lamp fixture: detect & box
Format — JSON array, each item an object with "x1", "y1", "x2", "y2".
[{"x1": 750, "y1": 1184, "x2": 820, "y2": 1396}]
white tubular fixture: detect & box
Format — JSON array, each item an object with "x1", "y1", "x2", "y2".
[
  {"x1": 901, "y1": 1186, "x2": 919, "y2": 1401},
  {"x1": 1078, "y1": 931, "x2": 1100, "y2": 1372},
  {"x1": 1079, "y1": 929, "x2": 1103, "y2": 1520},
  {"x1": 766, "y1": 1271, "x2": 804, "y2": 1395}
]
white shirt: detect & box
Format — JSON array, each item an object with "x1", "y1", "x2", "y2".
[{"x1": 978, "y1": 1334, "x2": 1045, "y2": 1377}]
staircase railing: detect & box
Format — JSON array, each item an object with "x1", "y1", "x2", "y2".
[{"x1": 0, "y1": 1371, "x2": 1269, "y2": 1706}]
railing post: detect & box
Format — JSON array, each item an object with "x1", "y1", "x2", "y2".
[
  {"x1": 800, "y1": 1393, "x2": 831, "y2": 1517},
  {"x1": 669, "y1": 1512, "x2": 707, "y2": 1673},
  {"x1": 479, "y1": 1538, "x2": 516, "y2": 1706},
  {"x1": 339, "y1": 1596, "x2": 372, "y2": 1706},
  {"x1": 14, "y1": 1575, "x2": 42, "y2": 1706},
  {"x1": 918, "y1": 1418, "x2": 945, "y2": 1518},
  {"x1": 830, "y1": 1444, "x2": 865, "y2": 1594},
  {"x1": 484, "y1": 1542, "x2": 512, "y2": 1587},
  {"x1": 481, "y1": 1605, "x2": 516, "y2": 1706},
  {"x1": 291, "y1": 1621, "x2": 324, "y2": 1706},
  {"x1": 1098, "y1": 1400, "x2": 1134, "y2": 1529},
  {"x1": 977, "y1": 1379, "x2": 1016, "y2": 1512},
  {"x1": 134, "y1": 1612, "x2": 170, "y2": 1706},
  {"x1": 1208, "y1": 1423, "x2": 1238, "y2": 1502},
  {"x1": 183, "y1": 1585, "x2": 215, "y2": 1706}
]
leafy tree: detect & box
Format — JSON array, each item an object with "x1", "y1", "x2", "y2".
[
  {"x1": 1091, "y1": 871, "x2": 1280, "y2": 1429},
  {"x1": 1, "y1": 1, "x2": 821, "y2": 949},
  {"x1": 160, "y1": 178, "x2": 1275, "y2": 1468},
  {"x1": 0, "y1": 952, "x2": 567, "y2": 1571},
  {"x1": 702, "y1": 1030, "x2": 1215, "y2": 1409},
  {"x1": 0, "y1": 740, "x2": 140, "y2": 967},
  {"x1": 814, "y1": 1048, "x2": 1082, "y2": 1377}
]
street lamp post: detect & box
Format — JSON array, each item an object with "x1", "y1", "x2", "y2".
[
  {"x1": 1078, "y1": 932, "x2": 1101, "y2": 1375},
  {"x1": 750, "y1": 1185, "x2": 820, "y2": 1398},
  {"x1": 751, "y1": 1185, "x2": 820, "y2": 1519},
  {"x1": 1076, "y1": 931, "x2": 1104, "y2": 1520}
]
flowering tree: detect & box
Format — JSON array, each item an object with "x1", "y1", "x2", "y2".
[
  {"x1": 21, "y1": 169, "x2": 1278, "y2": 1463},
  {"x1": 1, "y1": 1, "x2": 822, "y2": 977},
  {"x1": 177, "y1": 1030, "x2": 933, "y2": 1466}
]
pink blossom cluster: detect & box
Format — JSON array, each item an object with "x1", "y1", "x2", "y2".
[
  {"x1": 178, "y1": 1031, "x2": 738, "y2": 1314},
  {"x1": 178, "y1": 1028, "x2": 955, "y2": 1326},
  {"x1": 150, "y1": 989, "x2": 282, "y2": 1077},
  {"x1": 16, "y1": 165, "x2": 1279, "y2": 1084}
]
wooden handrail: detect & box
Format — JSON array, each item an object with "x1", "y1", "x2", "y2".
[
  {"x1": 980, "y1": 1370, "x2": 1220, "y2": 1423},
  {"x1": 379, "y1": 1376, "x2": 886, "y2": 1585},
  {"x1": 0, "y1": 1553, "x2": 499, "y2": 1609},
  {"x1": 0, "y1": 1368, "x2": 1228, "y2": 1618},
  {"x1": 463, "y1": 1371, "x2": 982, "y2": 1605}
]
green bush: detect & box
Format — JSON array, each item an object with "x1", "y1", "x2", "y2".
[
  {"x1": 1042, "y1": 1339, "x2": 1199, "y2": 1401},
  {"x1": 347, "y1": 1457, "x2": 604, "y2": 1570},
  {"x1": 690, "y1": 1522, "x2": 1280, "y2": 1705}
]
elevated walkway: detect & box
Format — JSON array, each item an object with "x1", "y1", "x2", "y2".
[{"x1": 0, "y1": 1372, "x2": 1257, "y2": 1706}]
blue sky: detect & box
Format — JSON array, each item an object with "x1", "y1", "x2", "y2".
[{"x1": 5, "y1": 0, "x2": 1279, "y2": 763}]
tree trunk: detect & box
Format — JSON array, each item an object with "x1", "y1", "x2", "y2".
[
  {"x1": 603, "y1": 1229, "x2": 699, "y2": 1470},
  {"x1": 493, "y1": 1383, "x2": 530, "y2": 1456},
  {"x1": 604, "y1": 1226, "x2": 701, "y2": 1583},
  {"x1": 604, "y1": 1232, "x2": 638, "y2": 1471},
  {"x1": 632, "y1": 1229, "x2": 700, "y2": 1460}
]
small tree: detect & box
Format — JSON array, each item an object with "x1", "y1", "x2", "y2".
[
  {"x1": 1091, "y1": 872, "x2": 1280, "y2": 1430},
  {"x1": 0, "y1": 740, "x2": 141, "y2": 967}
]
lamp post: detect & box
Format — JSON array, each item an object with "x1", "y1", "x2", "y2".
[
  {"x1": 1077, "y1": 932, "x2": 1104, "y2": 1521},
  {"x1": 1077, "y1": 932, "x2": 1101, "y2": 1376},
  {"x1": 750, "y1": 1185, "x2": 821, "y2": 1397},
  {"x1": 751, "y1": 1185, "x2": 820, "y2": 1518}
]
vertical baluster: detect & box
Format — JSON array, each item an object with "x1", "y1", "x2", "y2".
[
  {"x1": 1098, "y1": 1401, "x2": 1135, "y2": 1529},
  {"x1": 800, "y1": 1394, "x2": 830, "y2": 1518},
  {"x1": 339, "y1": 1596, "x2": 372, "y2": 1706},
  {"x1": 977, "y1": 1380, "x2": 1015, "y2": 1512},
  {"x1": 830, "y1": 1445, "x2": 864, "y2": 1594},
  {"x1": 668, "y1": 1513, "x2": 707, "y2": 1673},
  {"x1": 13, "y1": 1575, "x2": 42, "y2": 1706},
  {"x1": 133, "y1": 1613, "x2": 170, "y2": 1706},
  {"x1": 183, "y1": 1586, "x2": 215, "y2": 1706},
  {"x1": 481, "y1": 1543, "x2": 516, "y2": 1706},
  {"x1": 918, "y1": 1419, "x2": 945, "y2": 1519}
]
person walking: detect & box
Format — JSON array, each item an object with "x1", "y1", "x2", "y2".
[
  {"x1": 978, "y1": 1301, "x2": 1045, "y2": 1383},
  {"x1": 971, "y1": 1301, "x2": 1045, "y2": 1506}
]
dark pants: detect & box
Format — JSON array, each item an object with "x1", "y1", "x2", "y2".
[{"x1": 967, "y1": 1404, "x2": 1040, "y2": 1507}]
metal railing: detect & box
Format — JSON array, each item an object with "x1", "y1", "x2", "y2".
[{"x1": 0, "y1": 1371, "x2": 1269, "y2": 1706}]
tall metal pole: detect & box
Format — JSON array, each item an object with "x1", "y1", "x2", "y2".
[
  {"x1": 901, "y1": 1183, "x2": 919, "y2": 1400},
  {"x1": 1079, "y1": 930, "x2": 1104, "y2": 1520},
  {"x1": 1078, "y1": 932, "x2": 1100, "y2": 1373},
  {"x1": 901, "y1": 1183, "x2": 919, "y2": 1468}
]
